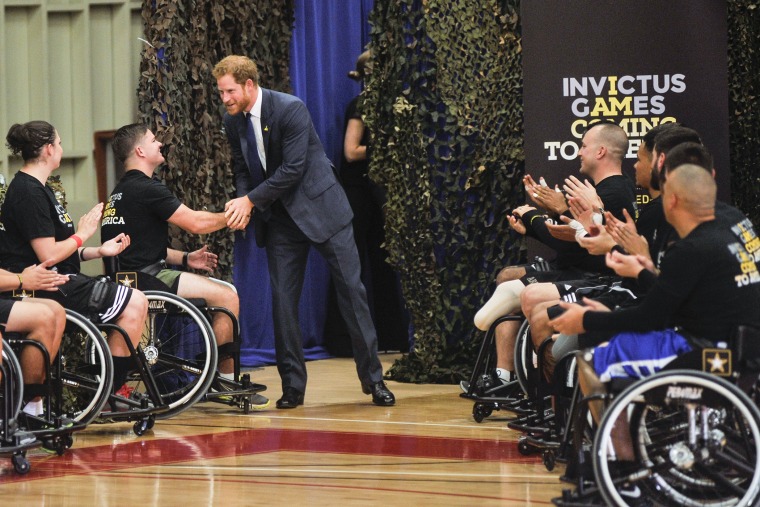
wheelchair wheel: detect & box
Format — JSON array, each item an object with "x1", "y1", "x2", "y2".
[
  {"x1": 513, "y1": 319, "x2": 533, "y2": 395},
  {"x1": 52, "y1": 310, "x2": 114, "y2": 425},
  {"x1": 135, "y1": 291, "x2": 217, "y2": 419},
  {"x1": 1, "y1": 338, "x2": 24, "y2": 421},
  {"x1": 593, "y1": 370, "x2": 760, "y2": 507}
]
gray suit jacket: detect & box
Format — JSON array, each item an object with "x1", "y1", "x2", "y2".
[{"x1": 223, "y1": 88, "x2": 353, "y2": 243}]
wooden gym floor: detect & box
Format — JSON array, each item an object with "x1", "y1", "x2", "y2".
[{"x1": 0, "y1": 353, "x2": 566, "y2": 505}]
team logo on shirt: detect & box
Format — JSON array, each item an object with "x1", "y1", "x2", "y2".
[
  {"x1": 102, "y1": 192, "x2": 125, "y2": 225},
  {"x1": 55, "y1": 204, "x2": 72, "y2": 225}
]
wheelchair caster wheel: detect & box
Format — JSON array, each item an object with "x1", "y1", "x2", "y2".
[
  {"x1": 517, "y1": 437, "x2": 537, "y2": 456},
  {"x1": 133, "y1": 419, "x2": 151, "y2": 436},
  {"x1": 472, "y1": 403, "x2": 492, "y2": 423},
  {"x1": 12, "y1": 454, "x2": 30, "y2": 474},
  {"x1": 44, "y1": 438, "x2": 66, "y2": 456},
  {"x1": 543, "y1": 450, "x2": 556, "y2": 471},
  {"x1": 63, "y1": 435, "x2": 74, "y2": 449},
  {"x1": 243, "y1": 397, "x2": 251, "y2": 415},
  {"x1": 145, "y1": 416, "x2": 155, "y2": 431}
]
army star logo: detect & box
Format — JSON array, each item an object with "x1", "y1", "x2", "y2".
[
  {"x1": 116, "y1": 272, "x2": 137, "y2": 287},
  {"x1": 708, "y1": 352, "x2": 728, "y2": 373},
  {"x1": 702, "y1": 349, "x2": 732, "y2": 376}
]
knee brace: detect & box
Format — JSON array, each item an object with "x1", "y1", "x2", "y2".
[{"x1": 474, "y1": 280, "x2": 525, "y2": 331}]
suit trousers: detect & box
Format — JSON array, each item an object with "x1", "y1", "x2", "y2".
[{"x1": 264, "y1": 204, "x2": 384, "y2": 393}]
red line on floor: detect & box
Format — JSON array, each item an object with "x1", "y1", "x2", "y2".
[{"x1": 1, "y1": 428, "x2": 538, "y2": 483}]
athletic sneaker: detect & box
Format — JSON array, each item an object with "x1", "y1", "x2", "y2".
[
  {"x1": 248, "y1": 393, "x2": 270, "y2": 410},
  {"x1": 210, "y1": 381, "x2": 270, "y2": 410},
  {"x1": 619, "y1": 484, "x2": 653, "y2": 507}
]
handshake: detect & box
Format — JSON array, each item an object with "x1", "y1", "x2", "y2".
[{"x1": 224, "y1": 196, "x2": 254, "y2": 230}]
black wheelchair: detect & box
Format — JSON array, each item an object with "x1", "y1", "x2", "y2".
[
  {"x1": 0, "y1": 338, "x2": 40, "y2": 473},
  {"x1": 105, "y1": 259, "x2": 266, "y2": 417},
  {"x1": 556, "y1": 325, "x2": 760, "y2": 507}
]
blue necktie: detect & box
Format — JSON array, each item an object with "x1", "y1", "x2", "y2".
[{"x1": 245, "y1": 112, "x2": 265, "y2": 187}]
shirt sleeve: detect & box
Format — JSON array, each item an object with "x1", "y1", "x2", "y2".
[
  {"x1": 582, "y1": 239, "x2": 706, "y2": 334},
  {"x1": 144, "y1": 178, "x2": 182, "y2": 221},
  {"x1": 16, "y1": 186, "x2": 56, "y2": 240}
]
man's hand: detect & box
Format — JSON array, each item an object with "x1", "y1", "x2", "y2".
[
  {"x1": 546, "y1": 221, "x2": 578, "y2": 242},
  {"x1": 20, "y1": 259, "x2": 69, "y2": 292},
  {"x1": 548, "y1": 298, "x2": 610, "y2": 335},
  {"x1": 563, "y1": 175, "x2": 604, "y2": 210},
  {"x1": 98, "y1": 233, "x2": 130, "y2": 257},
  {"x1": 577, "y1": 228, "x2": 617, "y2": 255},
  {"x1": 188, "y1": 245, "x2": 218, "y2": 273},
  {"x1": 605, "y1": 209, "x2": 650, "y2": 258},
  {"x1": 508, "y1": 205, "x2": 537, "y2": 235},
  {"x1": 508, "y1": 214, "x2": 527, "y2": 235},
  {"x1": 605, "y1": 250, "x2": 655, "y2": 278},
  {"x1": 225, "y1": 197, "x2": 254, "y2": 230},
  {"x1": 548, "y1": 302, "x2": 588, "y2": 335}
]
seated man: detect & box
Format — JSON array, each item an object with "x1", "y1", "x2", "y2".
[
  {"x1": 524, "y1": 123, "x2": 689, "y2": 377},
  {"x1": 101, "y1": 123, "x2": 268, "y2": 409},
  {"x1": 465, "y1": 122, "x2": 636, "y2": 390},
  {"x1": 549, "y1": 164, "x2": 760, "y2": 465}
]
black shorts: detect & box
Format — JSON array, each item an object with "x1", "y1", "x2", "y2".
[
  {"x1": 555, "y1": 277, "x2": 625, "y2": 302},
  {"x1": 0, "y1": 297, "x2": 16, "y2": 324},
  {"x1": 35, "y1": 273, "x2": 133, "y2": 323},
  {"x1": 520, "y1": 267, "x2": 592, "y2": 286}
]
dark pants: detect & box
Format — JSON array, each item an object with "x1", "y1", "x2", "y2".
[{"x1": 265, "y1": 204, "x2": 383, "y2": 393}]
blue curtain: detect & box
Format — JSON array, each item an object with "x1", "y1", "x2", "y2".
[{"x1": 237, "y1": 0, "x2": 374, "y2": 367}]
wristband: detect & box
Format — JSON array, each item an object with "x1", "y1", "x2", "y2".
[
  {"x1": 71, "y1": 234, "x2": 83, "y2": 248},
  {"x1": 182, "y1": 251, "x2": 189, "y2": 268},
  {"x1": 16, "y1": 274, "x2": 23, "y2": 291}
]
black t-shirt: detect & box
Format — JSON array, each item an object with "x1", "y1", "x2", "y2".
[
  {"x1": 522, "y1": 173, "x2": 637, "y2": 273},
  {"x1": 0, "y1": 171, "x2": 79, "y2": 273},
  {"x1": 634, "y1": 195, "x2": 672, "y2": 267},
  {"x1": 584, "y1": 219, "x2": 760, "y2": 343},
  {"x1": 100, "y1": 170, "x2": 182, "y2": 271},
  {"x1": 340, "y1": 96, "x2": 371, "y2": 188}
]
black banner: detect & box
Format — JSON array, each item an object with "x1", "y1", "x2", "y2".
[{"x1": 522, "y1": 0, "x2": 730, "y2": 203}]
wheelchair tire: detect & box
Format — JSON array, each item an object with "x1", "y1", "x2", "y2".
[
  {"x1": 513, "y1": 319, "x2": 533, "y2": 396},
  {"x1": 593, "y1": 370, "x2": 760, "y2": 507},
  {"x1": 138, "y1": 291, "x2": 217, "y2": 420},
  {"x1": 1, "y1": 338, "x2": 24, "y2": 422},
  {"x1": 54, "y1": 310, "x2": 114, "y2": 425}
]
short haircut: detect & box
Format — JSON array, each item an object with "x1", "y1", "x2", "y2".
[
  {"x1": 588, "y1": 122, "x2": 628, "y2": 161},
  {"x1": 642, "y1": 123, "x2": 678, "y2": 153},
  {"x1": 653, "y1": 126, "x2": 701, "y2": 156},
  {"x1": 212, "y1": 55, "x2": 260, "y2": 86},
  {"x1": 663, "y1": 142, "x2": 713, "y2": 174},
  {"x1": 112, "y1": 123, "x2": 149, "y2": 165},
  {"x1": 666, "y1": 163, "x2": 716, "y2": 214}
]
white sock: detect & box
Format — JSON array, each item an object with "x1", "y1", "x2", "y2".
[
  {"x1": 22, "y1": 399, "x2": 43, "y2": 416},
  {"x1": 219, "y1": 372, "x2": 235, "y2": 381},
  {"x1": 474, "y1": 280, "x2": 525, "y2": 331},
  {"x1": 496, "y1": 368, "x2": 511, "y2": 385}
]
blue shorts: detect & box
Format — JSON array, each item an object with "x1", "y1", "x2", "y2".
[{"x1": 593, "y1": 329, "x2": 692, "y2": 382}]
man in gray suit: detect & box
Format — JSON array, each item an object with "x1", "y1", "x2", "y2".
[{"x1": 213, "y1": 55, "x2": 395, "y2": 409}]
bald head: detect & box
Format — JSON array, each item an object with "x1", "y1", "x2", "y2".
[
  {"x1": 665, "y1": 163, "x2": 716, "y2": 217},
  {"x1": 590, "y1": 122, "x2": 629, "y2": 162}
]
